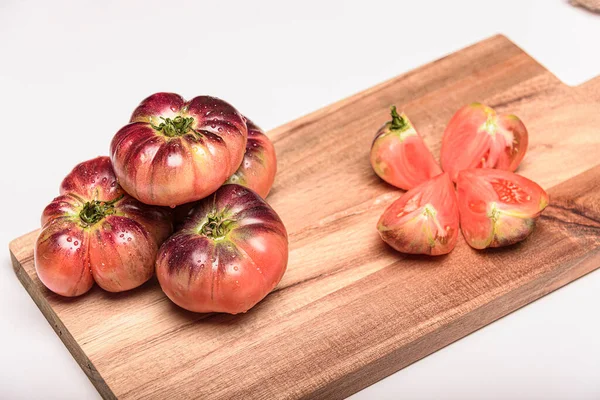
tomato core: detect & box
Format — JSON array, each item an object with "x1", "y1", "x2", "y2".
[
  {"x1": 151, "y1": 115, "x2": 196, "y2": 137},
  {"x1": 78, "y1": 194, "x2": 123, "y2": 226},
  {"x1": 200, "y1": 213, "x2": 234, "y2": 240}
]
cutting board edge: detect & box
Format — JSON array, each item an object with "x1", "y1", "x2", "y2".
[
  {"x1": 316, "y1": 237, "x2": 600, "y2": 399},
  {"x1": 9, "y1": 248, "x2": 116, "y2": 400}
]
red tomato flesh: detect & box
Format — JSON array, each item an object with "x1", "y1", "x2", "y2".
[
  {"x1": 441, "y1": 103, "x2": 528, "y2": 182},
  {"x1": 457, "y1": 168, "x2": 549, "y2": 249},
  {"x1": 377, "y1": 173, "x2": 459, "y2": 255}
]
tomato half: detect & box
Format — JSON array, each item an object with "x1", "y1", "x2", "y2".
[
  {"x1": 156, "y1": 184, "x2": 288, "y2": 314},
  {"x1": 440, "y1": 103, "x2": 528, "y2": 182},
  {"x1": 225, "y1": 118, "x2": 277, "y2": 198},
  {"x1": 110, "y1": 93, "x2": 248, "y2": 206},
  {"x1": 457, "y1": 168, "x2": 549, "y2": 249},
  {"x1": 370, "y1": 106, "x2": 442, "y2": 190},
  {"x1": 35, "y1": 157, "x2": 173, "y2": 296},
  {"x1": 377, "y1": 173, "x2": 459, "y2": 255}
]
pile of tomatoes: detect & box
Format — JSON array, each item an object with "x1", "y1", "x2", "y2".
[
  {"x1": 35, "y1": 93, "x2": 287, "y2": 314},
  {"x1": 371, "y1": 103, "x2": 549, "y2": 255}
]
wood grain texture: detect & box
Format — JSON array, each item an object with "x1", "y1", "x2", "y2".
[{"x1": 8, "y1": 35, "x2": 600, "y2": 399}]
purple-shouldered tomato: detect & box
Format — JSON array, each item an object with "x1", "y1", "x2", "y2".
[
  {"x1": 35, "y1": 157, "x2": 173, "y2": 296},
  {"x1": 225, "y1": 118, "x2": 277, "y2": 198},
  {"x1": 156, "y1": 184, "x2": 288, "y2": 314},
  {"x1": 110, "y1": 93, "x2": 248, "y2": 206}
]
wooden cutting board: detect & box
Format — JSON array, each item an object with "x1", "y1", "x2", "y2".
[{"x1": 9, "y1": 35, "x2": 600, "y2": 399}]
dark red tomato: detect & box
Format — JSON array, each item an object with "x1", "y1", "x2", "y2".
[
  {"x1": 457, "y1": 168, "x2": 549, "y2": 249},
  {"x1": 110, "y1": 93, "x2": 248, "y2": 206},
  {"x1": 225, "y1": 118, "x2": 277, "y2": 198},
  {"x1": 35, "y1": 157, "x2": 173, "y2": 297},
  {"x1": 441, "y1": 103, "x2": 528, "y2": 182},
  {"x1": 377, "y1": 173, "x2": 459, "y2": 255},
  {"x1": 156, "y1": 184, "x2": 288, "y2": 314},
  {"x1": 370, "y1": 106, "x2": 442, "y2": 190}
]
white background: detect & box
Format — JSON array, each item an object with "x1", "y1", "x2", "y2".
[{"x1": 1, "y1": 1, "x2": 599, "y2": 399}]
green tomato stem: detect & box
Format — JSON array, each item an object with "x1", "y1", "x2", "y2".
[{"x1": 79, "y1": 194, "x2": 124, "y2": 226}]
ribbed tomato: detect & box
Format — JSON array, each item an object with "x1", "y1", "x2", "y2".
[
  {"x1": 156, "y1": 184, "x2": 288, "y2": 314},
  {"x1": 110, "y1": 93, "x2": 247, "y2": 206},
  {"x1": 35, "y1": 157, "x2": 172, "y2": 296},
  {"x1": 225, "y1": 118, "x2": 277, "y2": 198},
  {"x1": 441, "y1": 103, "x2": 528, "y2": 182},
  {"x1": 457, "y1": 168, "x2": 549, "y2": 249},
  {"x1": 370, "y1": 106, "x2": 442, "y2": 190},
  {"x1": 377, "y1": 173, "x2": 459, "y2": 255}
]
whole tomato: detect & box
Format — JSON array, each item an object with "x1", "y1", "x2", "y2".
[
  {"x1": 110, "y1": 93, "x2": 248, "y2": 206},
  {"x1": 35, "y1": 157, "x2": 173, "y2": 297},
  {"x1": 225, "y1": 118, "x2": 277, "y2": 198},
  {"x1": 156, "y1": 184, "x2": 288, "y2": 314}
]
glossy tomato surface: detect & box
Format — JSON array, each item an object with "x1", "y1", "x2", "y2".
[
  {"x1": 377, "y1": 173, "x2": 459, "y2": 255},
  {"x1": 110, "y1": 93, "x2": 248, "y2": 206},
  {"x1": 370, "y1": 106, "x2": 442, "y2": 190},
  {"x1": 35, "y1": 157, "x2": 173, "y2": 296},
  {"x1": 156, "y1": 184, "x2": 288, "y2": 314},
  {"x1": 441, "y1": 103, "x2": 528, "y2": 182},
  {"x1": 225, "y1": 118, "x2": 277, "y2": 198},
  {"x1": 457, "y1": 168, "x2": 549, "y2": 249}
]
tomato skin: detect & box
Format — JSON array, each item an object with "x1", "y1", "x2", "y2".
[
  {"x1": 441, "y1": 103, "x2": 528, "y2": 182},
  {"x1": 370, "y1": 107, "x2": 442, "y2": 190},
  {"x1": 35, "y1": 157, "x2": 173, "y2": 297},
  {"x1": 457, "y1": 168, "x2": 549, "y2": 249},
  {"x1": 110, "y1": 93, "x2": 248, "y2": 206},
  {"x1": 156, "y1": 184, "x2": 288, "y2": 314},
  {"x1": 377, "y1": 173, "x2": 459, "y2": 256},
  {"x1": 225, "y1": 119, "x2": 277, "y2": 198}
]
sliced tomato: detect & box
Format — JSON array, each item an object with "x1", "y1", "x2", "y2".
[
  {"x1": 457, "y1": 168, "x2": 549, "y2": 249},
  {"x1": 440, "y1": 103, "x2": 528, "y2": 182},
  {"x1": 370, "y1": 106, "x2": 442, "y2": 190},
  {"x1": 377, "y1": 173, "x2": 459, "y2": 255}
]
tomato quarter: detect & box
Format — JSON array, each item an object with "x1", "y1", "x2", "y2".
[
  {"x1": 370, "y1": 107, "x2": 442, "y2": 190},
  {"x1": 441, "y1": 103, "x2": 528, "y2": 182},
  {"x1": 457, "y1": 168, "x2": 549, "y2": 249},
  {"x1": 377, "y1": 173, "x2": 459, "y2": 255}
]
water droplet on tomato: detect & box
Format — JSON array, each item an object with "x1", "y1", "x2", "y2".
[
  {"x1": 102, "y1": 177, "x2": 107, "y2": 183},
  {"x1": 217, "y1": 127, "x2": 223, "y2": 132},
  {"x1": 66, "y1": 237, "x2": 72, "y2": 242},
  {"x1": 210, "y1": 124, "x2": 216, "y2": 129},
  {"x1": 170, "y1": 105, "x2": 178, "y2": 112},
  {"x1": 235, "y1": 280, "x2": 239, "y2": 285},
  {"x1": 127, "y1": 237, "x2": 131, "y2": 242},
  {"x1": 73, "y1": 241, "x2": 79, "y2": 246},
  {"x1": 120, "y1": 233, "x2": 124, "y2": 238},
  {"x1": 170, "y1": 205, "x2": 176, "y2": 209},
  {"x1": 233, "y1": 266, "x2": 239, "y2": 271}
]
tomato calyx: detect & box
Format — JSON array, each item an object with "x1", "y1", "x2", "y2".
[
  {"x1": 389, "y1": 106, "x2": 410, "y2": 133},
  {"x1": 151, "y1": 115, "x2": 198, "y2": 137},
  {"x1": 78, "y1": 194, "x2": 123, "y2": 226},
  {"x1": 200, "y1": 213, "x2": 235, "y2": 240}
]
